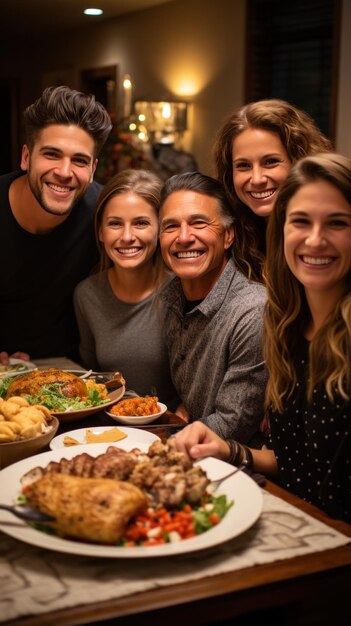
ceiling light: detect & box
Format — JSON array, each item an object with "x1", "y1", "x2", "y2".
[{"x1": 84, "y1": 8, "x2": 103, "y2": 16}]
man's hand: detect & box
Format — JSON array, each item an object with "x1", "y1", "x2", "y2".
[
  {"x1": 171, "y1": 422, "x2": 231, "y2": 461},
  {"x1": 174, "y1": 402, "x2": 190, "y2": 422},
  {"x1": 0, "y1": 351, "x2": 31, "y2": 365}
]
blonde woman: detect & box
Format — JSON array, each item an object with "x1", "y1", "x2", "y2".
[
  {"x1": 214, "y1": 99, "x2": 332, "y2": 282},
  {"x1": 172, "y1": 153, "x2": 351, "y2": 522},
  {"x1": 74, "y1": 169, "x2": 178, "y2": 407}
]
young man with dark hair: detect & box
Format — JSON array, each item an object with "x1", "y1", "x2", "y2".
[{"x1": 0, "y1": 86, "x2": 112, "y2": 363}]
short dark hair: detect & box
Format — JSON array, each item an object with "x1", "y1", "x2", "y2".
[
  {"x1": 160, "y1": 171, "x2": 234, "y2": 229},
  {"x1": 23, "y1": 85, "x2": 112, "y2": 157}
]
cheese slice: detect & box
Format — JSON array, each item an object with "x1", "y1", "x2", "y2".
[
  {"x1": 63, "y1": 435, "x2": 81, "y2": 446},
  {"x1": 85, "y1": 427, "x2": 127, "y2": 444}
]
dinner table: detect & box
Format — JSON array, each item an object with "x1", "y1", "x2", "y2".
[{"x1": 0, "y1": 360, "x2": 350, "y2": 626}]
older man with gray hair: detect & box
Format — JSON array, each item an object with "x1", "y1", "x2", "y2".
[{"x1": 159, "y1": 171, "x2": 267, "y2": 447}]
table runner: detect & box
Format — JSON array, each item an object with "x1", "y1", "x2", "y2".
[{"x1": 0, "y1": 489, "x2": 349, "y2": 624}]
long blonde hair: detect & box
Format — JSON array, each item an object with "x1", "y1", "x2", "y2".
[
  {"x1": 264, "y1": 153, "x2": 351, "y2": 412},
  {"x1": 94, "y1": 169, "x2": 170, "y2": 290},
  {"x1": 214, "y1": 99, "x2": 333, "y2": 283}
]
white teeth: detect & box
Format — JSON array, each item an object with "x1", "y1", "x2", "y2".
[
  {"x1": 302, "y1": 256, "x2": 333, "y2": 265},
  {"x1": 117, "y1": 248, "x2": 140, "y2": 254},
  {"x1": 48, "y1": 183, "x2": 71, "y2": 192},
  {"x1": 249, "y1": 190, "x2": 275, "y2": 199},
  {"x1": 176, "y1": 251, "x2": 202, "y2": 258}
]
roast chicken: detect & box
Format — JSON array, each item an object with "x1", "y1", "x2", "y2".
[
  {"x1": 25, "y1": 472, "x2": 147, "y2": 544},
  {"x1": 20, "y1": 442, "x2": 211, "y2": 545},
  {"x1": 6, "y1": 368, "x2": 88, "y2": 399}
]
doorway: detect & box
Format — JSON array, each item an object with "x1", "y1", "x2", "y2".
[
  {"x1": 80, "y1": 65, "x2": 118, "y2": 119},
  {"x1": 0, "y1": 78, "x2": 20, "y2": 174}
]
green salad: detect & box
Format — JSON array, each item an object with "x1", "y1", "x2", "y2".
[
  {"x1": 0, "y1": 377, "x2": 110, "y2": 412},
  {"x1": 0, "y1": 377, "x2": 15, "y2": 398},
  {"x1": 25, "y1": 383, "x2": 110, "y2": 412}
]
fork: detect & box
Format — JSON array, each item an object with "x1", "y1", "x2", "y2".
[
  {"x1": 207, "y1": 462, "x2": 247, "y2": 493},
  {"x1": 0, "y1": 503, "x2": 55, "y2": 523}
]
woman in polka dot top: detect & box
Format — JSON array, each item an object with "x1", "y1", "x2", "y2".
[{"x1": 172, "y1": 153, "x2": 351, "y2": 523}]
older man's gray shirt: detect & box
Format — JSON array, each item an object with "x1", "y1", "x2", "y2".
[{"x1": 160, "y1": 258, "x2": 267, "y2": 446}]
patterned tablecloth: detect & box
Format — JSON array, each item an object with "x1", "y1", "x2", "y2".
[{"x1": 0, "y1": 489, "x2": 349, "y2": 624}]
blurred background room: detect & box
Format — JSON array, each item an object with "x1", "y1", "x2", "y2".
[{"x1": 0, "y1": 0, "x2": 349, "y2": 183}]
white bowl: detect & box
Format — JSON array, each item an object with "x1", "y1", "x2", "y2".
[{"x1": 105, "y1": 402, "x2": 167, "y2": 425}]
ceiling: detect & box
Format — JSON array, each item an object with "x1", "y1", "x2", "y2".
[{"x1": 0, "y1": 0, "x2": 175, "y2": 38}]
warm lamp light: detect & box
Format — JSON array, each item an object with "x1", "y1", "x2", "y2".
[
  {"x1": 162, "y1": 102, "x2": 172, "y2": 119},
  {"x1": 123, "y1": 74, "x2": 132, "y2": 119},
  {"x1": 133, "y1": 100, "x2": 188, "y2": 144}
]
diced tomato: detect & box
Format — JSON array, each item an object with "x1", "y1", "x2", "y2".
[
  {"x1": 164, "y1": 522, "x2": 181, "y2": 533},
  {"x1": 124, "y1": 525, "x2": 148, "y2": 542},
  {"x1": 119, "y1": 493, "x2": 228, "y2": 548},
  {"x1": 143, "y1": 538, "x2": 167, "y2": 546}
]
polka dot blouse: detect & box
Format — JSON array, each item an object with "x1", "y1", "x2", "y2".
[{"x1": 268, "y1": 337, "x2": 351, "y2": 523}]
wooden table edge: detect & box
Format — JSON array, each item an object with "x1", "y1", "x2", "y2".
[
  {"x1": 5, "y1": 410, "x2": 351, "y2": 626},
  {"x1": 6, "y1": 479, "x2": 350, "y2": 626}
]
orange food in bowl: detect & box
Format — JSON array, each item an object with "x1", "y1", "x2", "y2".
[{"x1": 110, "y1": 396, "x2": 160, "y2": 417}]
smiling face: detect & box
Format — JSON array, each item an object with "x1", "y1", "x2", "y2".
[
  {"x1": 21, "y1": 124, "x2": 97, "y2": 217},
  {"x1": 284, "y1": 179, "x2": 351, "y2": 303},
  {"x1": 99, "y1": 192, "x2": 159, "y2": 270},
  {"x1": 232, "y1": 128, "x2": 291, "y2": 217},
  {"x1": 159, "y1": 190, "x2": 234, "y2": 299}
]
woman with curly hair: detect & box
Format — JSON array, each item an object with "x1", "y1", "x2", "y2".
[
  {"x1": 172, "y1": 153, "x2": 351, "y2": 522},
  {"x1": 214, "y1": 99, "x2": 332, "y2": 282}
]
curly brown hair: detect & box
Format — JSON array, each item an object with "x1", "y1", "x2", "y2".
[{"x1": 214, "y1": 99, "x2": 333, "y2": 282}]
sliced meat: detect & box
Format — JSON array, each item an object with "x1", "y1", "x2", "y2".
[
  {"x1": 20, "y1": 441, "x2": 210, "y2": 510},
  {"x1": 91, "y1": 449, "x2": 138, "y2": 480}
]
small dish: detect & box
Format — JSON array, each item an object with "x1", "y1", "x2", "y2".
[{"x1": 105, "y1": 402, "x2": 167, "y2": 426}]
